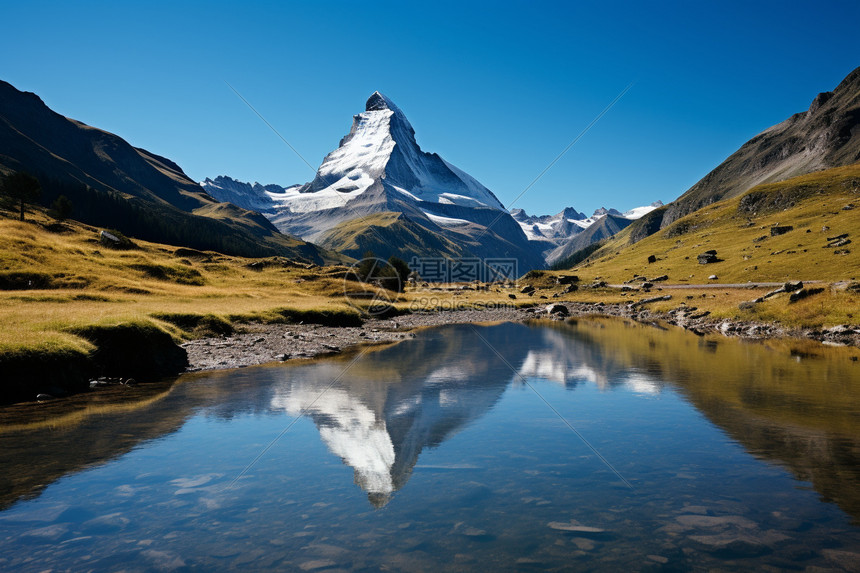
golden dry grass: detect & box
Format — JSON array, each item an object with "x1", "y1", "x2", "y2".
[
  {"x1": 2, "y1": 168, "x2": 859, "y2": 369},
  {"x1": 0, "y1": 206, "x2": 364, "y2": 356},
  {"x1": 572, "y1": 163, "x2": 860, "y2": 284}
]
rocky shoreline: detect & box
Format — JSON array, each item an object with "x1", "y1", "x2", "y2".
[{"x1": 182, "y1": 304, "x2": 860, "y2": 372}]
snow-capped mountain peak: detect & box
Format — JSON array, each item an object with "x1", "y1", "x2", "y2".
[
  {"x1": 292, "y1": 91, "x2": 505, "y2": 212},
  {"x1": 623, "y1": 200, "x2": 664, "y2": 219},
  {"x1": 200, "y1": 91, "x2": 548, "y2": 269}
]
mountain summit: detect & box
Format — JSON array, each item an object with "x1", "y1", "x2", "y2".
[
  {"x1": 296, "y1": 91, "x2": 505, "y2": 210},
  {"x1": 203, "y1": 92, "x2": 543, "y2": 269}
]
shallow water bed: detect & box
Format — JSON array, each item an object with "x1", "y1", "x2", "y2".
[{"x1": 1, "y1": 319, "x2": 859, "y2": 571}]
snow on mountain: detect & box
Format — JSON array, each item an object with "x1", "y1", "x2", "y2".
[
  {"x1": 510, "y1": 206, "x2": 586, "y2": 243},
  {"x1": 199, "y1": 90, "x2": 661, "y2": 270},
  {"x1": 296, "y1": 91, "x2": 505, "y2": 212},
  {"x1": 203, "y1": 91, "x2": 545, "y2": 270},
  {"x1": 199, "y1": 176, "x2": 296, "y2": 214},
  {"x1": 623, "y1": 200, "x2": 664, "y2": 219},
  {"x1": 512, "y1": 201, "x2": 663, "y2": 263}
]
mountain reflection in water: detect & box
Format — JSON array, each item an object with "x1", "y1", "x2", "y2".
[
  {"x1": 2, "y1": 320, "x2": 860, "y2": 571},
  {"x1": 1, "y1": 319, "x2": 859, "y2": 519}
]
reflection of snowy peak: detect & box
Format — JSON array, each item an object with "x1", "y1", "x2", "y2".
[
  {"x1": 268, "y1": 338, "x2": 510, "y2": 507},
  {"x1": 515, "y1": 327, "x2": 662, "y2": 394},
  {"x1": 273, "y1": 384, "x2": 397, "y2": 496}
]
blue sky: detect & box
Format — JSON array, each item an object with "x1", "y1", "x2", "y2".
[{"x1": 2, "y1": 0, "x2": 858, "y2": 215}]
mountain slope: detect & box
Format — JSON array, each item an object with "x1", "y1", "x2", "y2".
[
  {"x1": 316, "y1": 211, "x2": 470, "y2": 261},
  {"x1": 203, "y1": 92, "x2": 545, "y2": 271},
  {"x1": 548, "y1": 213, "x2": 634, "y2": 265},
  {"x1": 564, "y1": 163, "x2": 860, "y2": 283},
  {"x1": 658, "y1": 66, "x2": 860, "y2": 230},
  {"x1": 0, "y1": 80, "x2": 338, "y2": 263}
]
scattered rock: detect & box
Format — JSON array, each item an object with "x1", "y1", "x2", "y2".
[
  {"x1": 547, "y1": 521, "x2": 606, "y2": 533},
  {"x1": 508, "y1": 294, "x2": 517, "y2": 299},
  {"x1": 770, "y1": 225, "x2": 793, "y2": 236},
  {"x1": 632, "y1": 294, "x2": 672, "y2": 307},
  {"x1": 99, "y1": 230, "x2": 121, "y2": 246},
  {"x1": 546, "y1": 304, "x2": 569, "y2": 316},
  {"x1": 687, "y1": 531, "x2": 788, "y2": 557},
  {"x1": 825, "y1": 233, "x2": 851, "y2": 248},
  {"x1": 571, "y1": 537, "x2": 596, "y2": 551},
  {"x1": 708, "y1": 275, "x2": 718, "y2": 280},
  {"x1": 738, "y1": 301, "x2": 757, "y2": 311},
  {"x1": 650, "y1": 274, "x2": 669, "y2": 282},
  {"x1": 298, "y1": 560, "x2": 338, "y2": 571},
  {"x1": 520, "y1": 285, "x2": 536, "y2": 295},
  {"x1": 697, "y1": 250, "x2": 720, "y2": 264},
  {"x1": 822, "y1": 548, "x2": 860, "y2": 570},
  {"x1": 647, "y1": 254, "x2": 657, "y2": 264},
  {"x1": 789, "y1": 287, "x2": 825, "y2": 303},
  {"x1": 557, "y1": 275, "x2": 579, "y2": 285}
]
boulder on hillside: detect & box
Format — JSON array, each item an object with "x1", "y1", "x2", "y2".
[
  {"x1": 546, "y1": 303, "x2": 569, "y2": 316},
  {"x1": 698, "y1": 250, "x2": 720, "y2": 264}
]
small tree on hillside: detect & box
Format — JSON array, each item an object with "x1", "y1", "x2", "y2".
[
  {"x1": 356, "y1": 250, "x2": 378, "y2": 281},
  {"x1": 387, "y1": 256, "x2": 411, "y2": 292},
  {"x1": 1, "y1": 172, "x2": 41, "y2": 221},
  {"x1": 50, "y1": 195, "x2": 73, "y2": 221}
]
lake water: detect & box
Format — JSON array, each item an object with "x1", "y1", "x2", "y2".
[{"x1": 1, "y1": 319, "x2": 860, "y2": 571}]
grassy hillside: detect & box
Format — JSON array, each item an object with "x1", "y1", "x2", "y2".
[
  {"x1": 318, "y1": 211, "x2": 470, "y2": 261},
  {"x1": 570, "y1": 163, "x2": 860, "y2": 284},
  {"x1": 659, "y1": 66, "x2": 860, "y2": 227},
  {"x1": 0, "y1": 79, "x2": 338, "y2": 263},
  {"x1": 0, "y1": 203, "x2": 369, "y2": 400}
]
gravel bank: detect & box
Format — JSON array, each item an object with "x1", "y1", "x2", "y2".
[
  {"x1": 182, "y1": 308, "x2": 530, "y2": 371},
  {"x1": 183, "y1": 304, "x2": 860, "y2": 372}
]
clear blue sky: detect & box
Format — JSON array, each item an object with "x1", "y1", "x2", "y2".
[{"x1": 3, "y1": 0, "x2": 858, "y2": 216}]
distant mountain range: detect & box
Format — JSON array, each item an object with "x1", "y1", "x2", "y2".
[
  {"x1": 204, "y1": 92, "x2": 545, "y2": 270},
  {"x1": 0, "y1": 80, "x2": 337, "y2": 263},
  {"x1": 7, "y1": 64, "x2": 853, "y2": 276},
  {"x1": 510, "y1": 202, "x2": 663, "y2": 264}
]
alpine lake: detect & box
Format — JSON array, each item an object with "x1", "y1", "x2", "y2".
[{"x1": 1, "y1": 318, "x2": 860, "y2": 572}]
